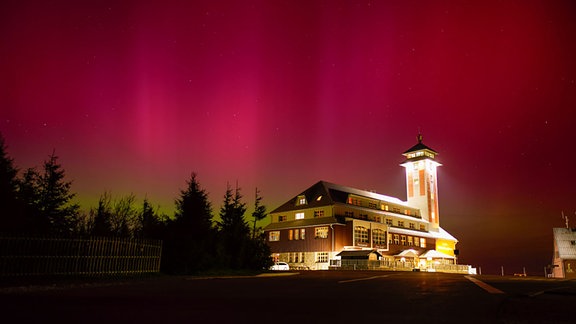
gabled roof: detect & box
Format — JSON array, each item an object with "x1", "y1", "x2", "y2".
[
  {"x1": 395, "y1": 249, "x2": 419, "y2": 257},
  {"x1": 553, "y1": 228, "x2": 576, "y2": 260},
  {"x1": 403, "y1": 142, "x2": 438, "y2": 155},
  {"x1": 403, "y1": 134, "x2": 438, "y2": 155},
  {"x1": 270, "y1": 180, "x2": 407, "y2": 214},
  {"x1": 420, "y1": 249, "x2": 455, "y2": 259}
]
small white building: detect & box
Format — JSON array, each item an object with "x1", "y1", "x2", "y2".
[{"x1": 551, "y1": 227, "x2": 576, "y2": 278}]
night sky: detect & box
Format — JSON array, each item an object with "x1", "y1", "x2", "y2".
[{"x1": 2, "y1": 0, "x2": 576, "y2": 275}]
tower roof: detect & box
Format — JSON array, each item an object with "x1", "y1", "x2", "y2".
[{"x1": 403, "y1": 133, "x2": 438, "y2": 155}]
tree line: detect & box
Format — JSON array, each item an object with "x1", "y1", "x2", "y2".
[{"x1": 0, "y1": 134, "x2": 271, "y2": 273}]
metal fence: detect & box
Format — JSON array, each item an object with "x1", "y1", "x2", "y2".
[
  {"x1": 331, "y1": 259, "x2": 472, "y2": 274},
  {"x1": 0, "y1": 236, "x2": 162, "y2": 277}
]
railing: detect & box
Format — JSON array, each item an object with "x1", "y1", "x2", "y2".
[
  {"x1": 0, "y1": 236, "x2": 162, "y2": 277},
  {"x1": 330, "y1": 259, "x2": 472, "y2": 274}
]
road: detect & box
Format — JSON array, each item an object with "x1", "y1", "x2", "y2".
[{"x1": 1, "y1": 271, "x2": 575, "y2": 323}]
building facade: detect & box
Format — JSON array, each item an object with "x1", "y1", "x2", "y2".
[
  {"x1": 264, "y1": 136, "x2": 465, "y2": 272},
  {"x1": 551, "y1": 227, "x2": 576, "y2": 279}
]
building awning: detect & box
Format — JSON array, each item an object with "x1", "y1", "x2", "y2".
[
  {"x1": 337, "y1": 249, "x2": 382, "y2": 259},
  {"x1": 394, "y1": 249, "x2": 419, "y2": 258},
  {"x1": 420, "y1": 249, "x2": 455, "y2": 259}
]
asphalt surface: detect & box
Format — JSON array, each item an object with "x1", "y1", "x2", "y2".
[{"x1": 1, "y1": 271, "x2": 575, "y2": 323}]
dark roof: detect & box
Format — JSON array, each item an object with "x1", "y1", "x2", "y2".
[
  {"x1": 269, "y1": 181, "x2": 334, "y2": 214},
  {"x1": 270, "y1": 181, "x2": 407, "y2": 214},
  {"x1": 403, "y1": 141, "x2": 437, "y2": 155}
]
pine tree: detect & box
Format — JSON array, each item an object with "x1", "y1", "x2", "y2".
[
  {"x1": 251, "y1": 187, "x2": 268, "y2": 239},
  {"x1": 20, "y1": 151, "x2": 80, "y2": 235},
  {"x1": 174, "y1": 173, "x2": 214, "y2": 235},
  {"x1": 218, "y1": 182, "x2": 250, "y2": 269},
  {"x1": 164, "y1": 173, "x2": 215, "y2": 273},
  {"x1": 0, "y1": 134, "x2": 25, "y2": 233},
  {"x1": 91, "y1": 192, "x2": 113, "y2": 236},
  {"x1": 138, "y1": 198, "x2": 164, "y2": 239}
]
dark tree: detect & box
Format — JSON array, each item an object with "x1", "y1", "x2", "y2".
[
  {"x1": 91, "y1": 192, "x2": 114, "y2": 236},
  {"x1": 174, "y1": 173, "x2": 214, "y2": 235},
  {"x1": 137, "y1": 198, "x2": 164, "y2": 239},
  {"x1": 163, "y1": 173, "x2": 215, "y2": 274},
  {"x1": 19, "y1": 152, "x2": 79, "y2": 235},
  {"x1": 110, "y1": 194, "x2": 137, "y2": 237},
  {"x1": 0, "y1": 134, "x2": 26, "y2": 233},
  {"x1": 251, "y1": 187, "x2": 267, "y2": 239},
  {"x1": 217, "y1": 183, "x2": 250, "y2": 269}
]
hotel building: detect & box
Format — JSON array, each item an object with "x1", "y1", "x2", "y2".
[{"x1": 264, "y1": 135, "x2": 466, "y2": 272}]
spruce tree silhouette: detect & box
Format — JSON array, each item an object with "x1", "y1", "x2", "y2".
[
  {"x1": 19, "y1": 151, "x2": 79, "y2": 235},
  {"x1": 0, "y1": 134, "x2": 26, "y2": 233},
  {"x1": 165, "y1": 173, "x2": 215, "y2": 273}
]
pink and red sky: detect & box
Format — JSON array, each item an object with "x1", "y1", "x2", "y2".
[{"x1": 2, "y1": 0, "x2": 576, "y2": 275}]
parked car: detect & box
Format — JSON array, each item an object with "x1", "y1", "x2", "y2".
[{"x1": 270, "y1": 262, "x2": 289, "y2": 271}]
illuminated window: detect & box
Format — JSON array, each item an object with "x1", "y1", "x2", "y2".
[
  {"x1": 288, "y1": 230, "x2": 293, "y2": 240},
  {"x1": 381, "y1": 204, "x2": 389, "y2": 211},
  {"x1": 409, "y1": 223, "x2": 415, "y2": 229},
  {"x1": 278, "y1": 215, "x2": 287, "y2": 222},
  {"x1": 295, "y1": 212, "x2": 304, "y2": 220},
  {"x1": 419, "y1": 224, "x2": 425, "y2": 231},
  {"x1": 314, "y1": 210, "x2": 324, "y2": 218},
  {"x1": 408, "y1": 236, "x2": 413, "y2": 246},
  {"x1": 420, "y1": 238, "x2": 426, "y2": 248},
  {"x1": 385, "y1": 219, "x2": 392, "y2": 226},
  {"x1": 269, "y1": 231, "x2": 280, "y2": 241},
  {"x1": 317, "y1": 252, "x2": 328, "y2": 263},
  {"x1": 393, "y1": 234, "x2": 399, "y2": 245},
  {"x1": 300, "y1": 228, "x2": 306, "y2": 240},
  {"x1": 354, "y1": 226, "x2": 369, "y2": 244},
  {"x1": 315, "y1": 227, "x2": 328, "y2": 239},
  {"x1": 294, "y1": 228, "x2": 299, "y2": 240},
  {"x1": 297, "y1": 195, "x2": 307, "y2": 206},
  {"x1": 401, "y1": 235, "x2": 407, "y2": 246},
  {"x1": 414, "y1": 237, "x2": 420, "y2": 247},
  {"x1": 372, "y1": 229, "x2": 386, "y2": 245},
  {"x1": 388, "y1": 233, "x2": 392, "y2": 244},
  {"x1": 316, "y1": 195, "x2": 323, "y2": 201},
  {"x1": 398, "y1": 221, "x2": 405, "y2": 227},
  {"x1": 294, "y1": 252, "x2": 299, "y2": 263},
  {"x1": 300, "y1": 252, "x2": 305, "y2": 263}
]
